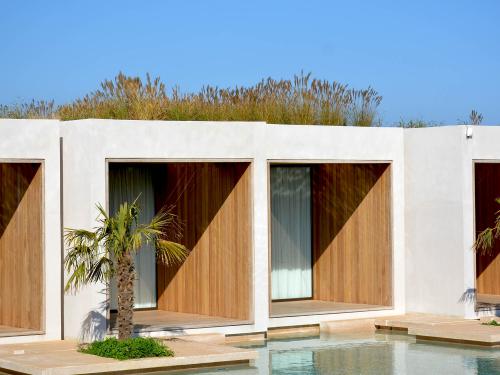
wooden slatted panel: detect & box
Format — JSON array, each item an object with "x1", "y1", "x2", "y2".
[
  {"x1": 0, "y1": 163, "x2": 43, "y2": 330},
  {"x1": 312, "y1": 163, "x2": 392, "y2": 306},
  {"x1": 155, "y1": 163, "x2": 251, "y2": 320},
  {"x1": 475, "y1": 163, "x2": 500, "y2": 295}
]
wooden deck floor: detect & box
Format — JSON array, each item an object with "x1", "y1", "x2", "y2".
[
  {"x1": 270, "y1": 299, "x2": 389, "y2": 318},
  {"x1": 0, "y1": 325, "x2": 41, "y2": 338},
  {"x1": 109, "y1": 310, "x2": 250, "y2": 333}
]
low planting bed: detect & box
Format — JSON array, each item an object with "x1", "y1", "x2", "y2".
[
  {"x1": 482, "y1": 319, "x2": 500, "y2": 327},
  {"x1": 80, "y1": 337, "x2": 174, "y2": 360}
]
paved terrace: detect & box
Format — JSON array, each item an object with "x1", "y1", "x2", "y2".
[
  {"x1": 0, "y1": 336, "x2": 256, "y2": 375},
  {"x1": 374, "y1": 313, "x2": 500, "y2": 346},
  {"x1": 3, "y1": 314, "x2": 500, "y2": 374}
]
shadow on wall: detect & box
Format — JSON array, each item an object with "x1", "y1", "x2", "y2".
[
  {"x1": 153, "y1": 162, "x2": 250, "y2": 318},
  {"x1": 80, "y1": 289, "x2": 189, "y2": 342},
  {"x1": 155, "y1": 163, "x2": 248, "y2": 251},
  {"x1": 311, "y1": 163, "x2": 392, "y2": 306},
  {"x1": 107, "y1": 162, "x2": 251, "y2": 321},
  {"x1": 0, "y1": 163, "x2": 39, "y2": 238},
  {"x1": 459, "y1": 288, "x2": 476, "y2": 305},
  {"x1": 0, "y1": 162, "x2": 43, "y2": 331},
  {"x1": 79, "y1": 289, "x2": 108, "y2": 343},
  {"x1": 461, "y1": 287, "x2": 500, "y2": 317},
  {"x1": 108, "y1": 312, "x2": 188, "y2": 338},
  {"x1": 312, "y1": 164, "x2": 388, "y2": 256},
  {"x1": 108, "y1": 162, "x2": 246, "y2": 303}
]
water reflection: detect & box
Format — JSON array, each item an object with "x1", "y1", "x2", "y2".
[
  {"x1": 104, "y1": 332, "x2": 500, "y2": 375},
  {"x1": 1, "y1": 332, "x2": 498, "y2": 375}
]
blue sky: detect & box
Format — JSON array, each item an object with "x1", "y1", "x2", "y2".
[{"x1": 1, "y1": 0, "x2": 499, "y2": 125}]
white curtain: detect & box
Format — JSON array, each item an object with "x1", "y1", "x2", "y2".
[
  {"x1": 109, "y1": 165, "x2": 157, "y2": 309},
  {"x1": 271, "y1": 166, "x2": 312, "y2": 300}
]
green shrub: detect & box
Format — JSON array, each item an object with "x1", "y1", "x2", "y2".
[
  {"x1": 482, "y1": 319, "x2": 500, "y2": 326},
  {"x1": 80, "y1": 337, "x2": 174, "y2": 360}
]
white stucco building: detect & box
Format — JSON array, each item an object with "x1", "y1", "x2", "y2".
[{"x1": 0, "y1": 119, "x2": 498, "y2": 344}]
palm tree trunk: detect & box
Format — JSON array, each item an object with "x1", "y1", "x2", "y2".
[{"x1": 116, "y1": 251, "x2": 135, "y2": 340}]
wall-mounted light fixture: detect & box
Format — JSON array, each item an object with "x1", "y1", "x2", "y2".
[{"x1": 466, "y1": 125, "x2": 473, "y2": 139}]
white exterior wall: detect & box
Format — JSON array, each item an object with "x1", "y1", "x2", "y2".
[
  {"x1": 0, "y1": 120, "x2": 62, "y2": 344},
  {"x1": 7, "y1": 118, "x2": 495, "y2": 342},
  {"x1": 61, "y1": 120, "x2": 406, "y2": 340},
  {"x1": 404, "y1": 125, "x2": 500, "y2": 319},
  {"x1": 404, "y1": 126, "x2": 479, "y2": 318}
]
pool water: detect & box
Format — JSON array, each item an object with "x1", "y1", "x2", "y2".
[{"x1": 150, "y1": 331, "x2": 500, "y2": 375}]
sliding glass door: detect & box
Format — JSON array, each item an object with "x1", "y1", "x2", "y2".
[
  {"x1": 109, "y1": 165, "x2": 157, "y2": 309},
  {"x1": 270, "y1": 166, "x2": 312, "y2": 300}
]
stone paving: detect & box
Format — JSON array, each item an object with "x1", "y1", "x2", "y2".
[
  {"x1": 375, "y1": 313, "x2": 500, "y2": 346},
  {"x1": 3, "y1": 313, "x2": 500, "y2": 374},
  {"x1": 0, "y1": 337, "x2": 257, "y2": 375}
]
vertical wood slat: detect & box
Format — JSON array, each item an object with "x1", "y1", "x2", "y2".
[
  {"x1": 0, "y1": 163, "x2": 43, "y2": 330},
  {"x1": 155, "y1": 163, "x2": 251, "y2": 320},
  {"x1": 312, "y1": 163, "x2": 392, "y2": 306},
  {"x1": 475, "y1": 163, "x2": 500, "y2": 295}
]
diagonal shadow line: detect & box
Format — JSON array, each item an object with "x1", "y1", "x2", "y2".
[
  {"x1": 312, "y1": 163, "x2": 389, "y2": 261},
  {"x1": 105, "y1": 162, "x2": 252, "y2": 326},
  {"x1": 155, "y1": 162, "x2": 248, "y2": 251},
  {"x1": 0, "y1": 163, "x2": 40, "y2": 238}
]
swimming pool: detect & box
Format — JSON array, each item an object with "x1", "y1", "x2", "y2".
[{"x1": 149, "y1": 331, "x2": 500, "y2": 375}]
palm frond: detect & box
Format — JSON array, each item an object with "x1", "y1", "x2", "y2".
[
  {"x1": 153, "y1": 206, "x2": 185, "y2": 241},
  {"x1": 65, "y1": 197, "x2": 187, "y2": 295},
  {"x1": 96, "y1": 203, "x2": 110, "y2": 222},
  {"x1": 64, "y1": 211, "x2": 114, "y2": 291},
  {"x1": 64, "y1": 232, "x2": 113, "y2": 291},
  {"x1": 88, "y1": 256, "x2": 114, "y2": 283},
  {"x1": 135, "y1": 223, "x2": 162, "y2": 240},
  {"x1": 473, "y1": 196, "x2": 500, "y2": 255},
  {"x1": 130, "y1": 230, "x2": 144, "y2": 253},
  {"x1": 64, "y1": 228, "x2": 97, "y2": 246},
  {"x1": 475, "y1": 227, "x2": 495, "y2": 255},
  {"x1": 156, "y1": 239, "x2": 188, "y2": 266},
  {"x1": 65, "y1": 262, "x2": 88, "y2": 292}
]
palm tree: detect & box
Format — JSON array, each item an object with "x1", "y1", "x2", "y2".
[{"x1": 64, "y1": 198, "x2": 188, "y2": 340}]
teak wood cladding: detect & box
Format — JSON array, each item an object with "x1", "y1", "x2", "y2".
[
  {"x1": 312, "y1": 163, "x2": 392, "y2": 306},
  {"x1": 475, "y1": 163, "x2": 500, "y2": 296},
  {"x1": 155, "y1": 163, "x2": 251, "y2": 320},
  {"x1": 0, "y1": 163, "x2": 43, "y2": 330}
]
